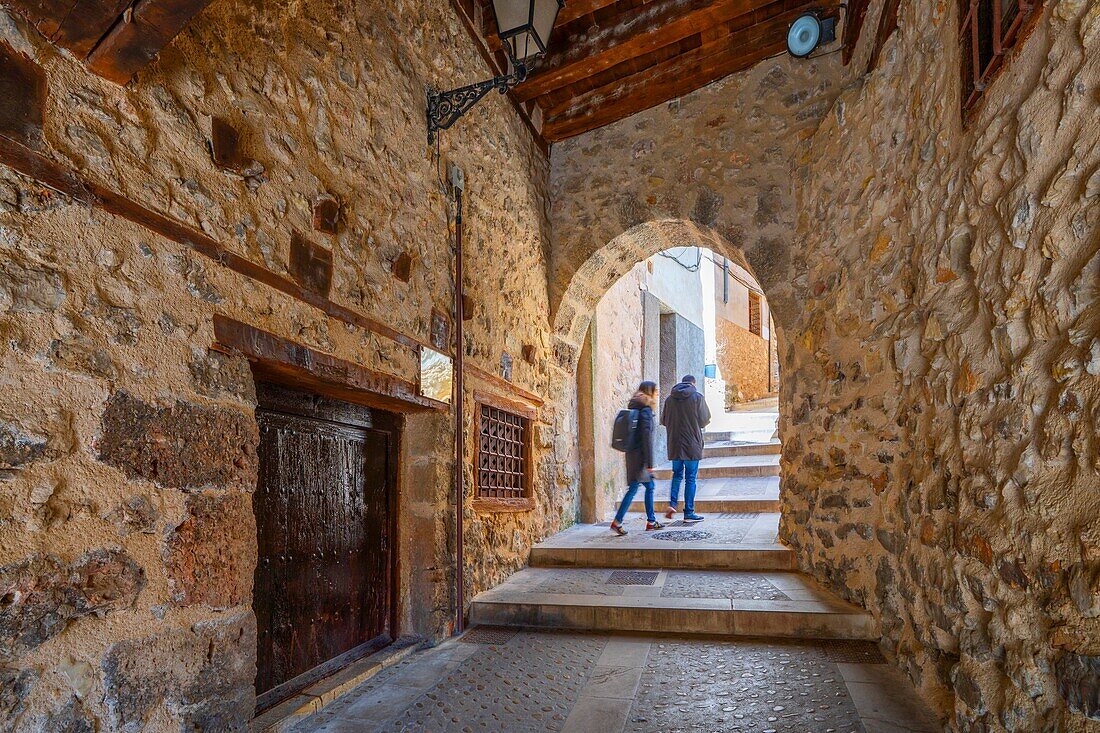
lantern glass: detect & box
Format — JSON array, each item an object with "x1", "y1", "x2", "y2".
[{"x1": 492, "y1": 0, "x2": 563, "y2": 62}]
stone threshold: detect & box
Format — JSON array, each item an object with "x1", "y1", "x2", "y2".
[
  {"x1": 530, "y1": 545, "x2": 796, "y2": 570},
  {"x1": 628, "y1": 497, "x2": 781, "y2": 513},
  {"x1": 252, "y1": 637, "x2": 424, "y2": 733},
  {"x1": 470, "y1": 593, "x2": 876, "y2": 640}
]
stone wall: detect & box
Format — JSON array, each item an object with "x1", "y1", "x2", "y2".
[
  {"x1": 779, "y1": 0, "x2": 1100, "y2": 729},
  {"x1": 715, "y1": 316, "x2": 771, "y2": 406},
  {"x1": 590, "y1": 265, "x2": 646, "y2": 521},
  {"x1": 0, "y1": 0, "x2": 560, "y2": 729},
  {"x1": 549, "y1": 48, "x2": 847, "y2": 340}
]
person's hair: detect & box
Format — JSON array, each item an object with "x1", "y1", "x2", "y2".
[
  {"x1": 633, "y1": 380, "x2": 658, "y2": 408},
  {"x1": 680, "y1": 374, "x2": 696, "y2": 384}
]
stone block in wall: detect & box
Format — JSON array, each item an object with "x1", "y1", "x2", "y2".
[
  {"x1": 0, "y1": 667, "x2": 37, "y2": 725},
  {"x1": 0, "y1": 549, "x2": 145, "y2": 660},
  {"x1": 189, "y1": 349, "x2": 257, "y2": 403},
  {"x1": 0, "y1": 259, "x2": 66, "y2": 313},
  {"x1": 1056, "y1": 652, "x2": 1100, "y2": 720},
  {"x1": 289, "y1": 231, "x2": 333, "y2": 297},
  {"x1": 101, "y1": 612, "x2": 255, "y2": 731},
  {"x1": 98, "y1": 392, "x2": 258, "y2": 490},
  {"x1": 165, "y1": 492, "x2": 255, "y2": 609},
  {"x1": 0, "y1": 422, "x2": 55, "y2": 470}
]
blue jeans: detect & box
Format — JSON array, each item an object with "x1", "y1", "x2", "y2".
[
  {"x1": 668, "y1": 459, "x2": 700, "y2": 514},
  {"x1": 614, "y1": 480, "x2": 656, "y2": 524}
]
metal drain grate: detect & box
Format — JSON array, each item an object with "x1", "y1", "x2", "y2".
[
  {"x1": 820, "y1": 639, "x2": 887, "y2": 663},
  {"x1": 650, "y1": 530, "x2": 714, "y2": 542},
  {"x1": 460, "y1": 626, "x2": 518, "y2": 645},
  {"x1": 607, "y1": 570, "x2": 659, "y2": 586}
]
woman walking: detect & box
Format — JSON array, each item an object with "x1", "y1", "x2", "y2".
[{"x1": 610, "y1": 381, "x2": 665, "y2": 535}]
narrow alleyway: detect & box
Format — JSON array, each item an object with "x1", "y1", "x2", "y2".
[{"x1": 289, "y1": 431, "x2": 937, "y2": 732}]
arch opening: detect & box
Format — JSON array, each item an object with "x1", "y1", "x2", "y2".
[{"x1": 558, "y1": 220, "x2": 786, "y2": 524}]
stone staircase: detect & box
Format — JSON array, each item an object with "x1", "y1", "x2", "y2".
[
  {"x1": 470, "y1": 434, "x2": 877, "y2": 643},
  {"x1": 630, "y1": 436, "x2": 781, "y2": 514}
]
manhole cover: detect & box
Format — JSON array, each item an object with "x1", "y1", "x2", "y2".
[
  {"x1": 649, "y1": 530, "x2": 713, "y2": 542},
  {"x1": 607, "y1": 570, "x2": 659, "y2": 586},
  {"x1": 460, "y1": 626, "x2": 518, "y2": 645}
]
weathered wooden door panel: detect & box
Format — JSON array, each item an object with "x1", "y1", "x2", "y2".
[{"x1": 253, "y1": 386, "x2": 392, "y2": 699}]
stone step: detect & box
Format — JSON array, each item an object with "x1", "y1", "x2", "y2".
[
  {"x1": 530, "y1": 512, "x2": 794, "y2": 571},
  {"x1": 628, "y1": 476, "x2": 780, "y2": 516},
  {"x1": 653, "y1": 454, "x2": 780, "y2": 480},
  {"x1": 470, "y1": 568, "x2": 877, "y2": 641},
  {"x1": 630, "y1": 497, "x2": 781, "y2": 513},
  {"x1": 703, "y1": 440, "x2": 781, "y2": 458}
]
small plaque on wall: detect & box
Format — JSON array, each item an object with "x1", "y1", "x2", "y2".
[
  {"x1": 420, "y1": 347, "x2": 453, "y2": 404},
  {"x1": 500, "y1": 351, "x2": 513, "y2": 382}
]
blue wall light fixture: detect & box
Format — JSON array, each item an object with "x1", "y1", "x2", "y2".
[{"x1": 786, "y1": 12, "x2": 837, "y2": 58}]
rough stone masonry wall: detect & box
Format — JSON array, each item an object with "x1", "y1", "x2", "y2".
[
  {"x1": 0, "y1": 0, "x2": 559, "y2": 729},
  {"x1": 779, "y1": 0, "x2": 1100, "y2": 729},
  {"x1": 715, "y1": 316, "x2": 771, "y2": 406},
  {"x1": 549, "y1": 49, "x2": 848, "y2": 333},
  {"x1": 590, "y1": 264, "x2": 646, "y2": 521}
]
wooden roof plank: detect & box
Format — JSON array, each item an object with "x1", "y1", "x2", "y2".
[
  {"x1": 538, "y1": 0, "x2": 804, "y2": 110},
  {"x1": 515, "y1": 0, "x2": 785, "y2": 102},
  {"x1": 542, "y1": 5, "x2": 834, "y2": 140}
]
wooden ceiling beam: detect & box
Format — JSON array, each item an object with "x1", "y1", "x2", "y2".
[
  {"x1": 542, "y1": 5, "x2": 835, "y2": 141},
  {"x1": 85, "y1": 0, "x2": 217, "y2": 84},
  {"x1": 3, "y1": 0, "x2": 130, "y2": 58},
  {"x1": 538, "y1": 0, "x2": 801, "y2": 111},
  {"x1": 514, "y1": 0, "x2": 780, "y2": 102}
]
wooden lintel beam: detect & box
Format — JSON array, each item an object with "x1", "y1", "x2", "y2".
[
  {"x1": 213, "y1": 316, "x2": 448, "y2": 413},
  {"x1": 542, "y1": 6, "x2": 833, "y2": 140},
  {"x1": 867, "y1": 0, "x2": 900, "y2": 72},
  {"x1": 85, "y1": 0, "x2": 217, "y2": 84},
  {"x1": 3, "y1": 0, "x2": 131, "y2": 58},
  {"x1": 515, "y1": 0, "x2": 790, "y2": 103},
  {"x1": 842, "y1": 0, "x2": 871, "y2": 64}
]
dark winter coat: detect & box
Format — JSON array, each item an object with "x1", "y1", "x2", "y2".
[
  {"x1": 661, "y1": 382, "x2": 711, "y2": 461},
  {"x1": 624, "y1": 396, "x2": 655, "y2": 484}
]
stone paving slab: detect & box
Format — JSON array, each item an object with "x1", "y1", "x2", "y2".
[
  {"x1": 290, "y1": 629, "x2": 938, "y2": 733},
  {"x1": 530, "y1": 513, "x2": 794, "y2": 570},
  {"x1": 629, "y1": 476, "x2": 780, "y2": 513},
  {"x1": 654, "y1": 454, "x2": 780, "y2": 479},
  {"x1": 471, "y1": 568, "x2": 877, "y2": 640}
]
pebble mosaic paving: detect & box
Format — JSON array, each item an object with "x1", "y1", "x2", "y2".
[{"x1": 291, "y1": 629, "x2": 938, "y2": 733}]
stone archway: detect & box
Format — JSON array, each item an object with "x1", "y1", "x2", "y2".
[
  {"x1": 551, "y1": 219, "x2": 776, "y2": 376},
  {"x1": 548, "y1": 218, "x2": 785, "y2": 523}
]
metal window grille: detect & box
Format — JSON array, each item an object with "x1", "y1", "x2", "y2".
[
  {"x1": 959, "y1": 0, "x2": 1037, "y2": 113},
  {"x1": 477, "y1": 404, "x2": 528, "y2": 499},
  {"x1": 748, "y1": 292, "x2": 762, "y2": 336}
]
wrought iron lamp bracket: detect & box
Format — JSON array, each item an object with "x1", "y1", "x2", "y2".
[{"x1": 427, "y1": 62, "x2": 529, "y2": 144}]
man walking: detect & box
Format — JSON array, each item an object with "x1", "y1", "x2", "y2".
[{"x1": 661, "y1": 375, "x2": 711, "y2": 522}]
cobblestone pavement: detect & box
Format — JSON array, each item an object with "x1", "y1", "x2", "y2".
[
  {"x1": 291, "y1": 630, "x2": 939, "y2": 733},
  {"x1": 661, "y1": 570, "x2": 789, "y2": 600}
]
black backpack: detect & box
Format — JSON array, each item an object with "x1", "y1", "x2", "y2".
[{"x1": 611, "y1": 409, "x2": 640, "y2": 452}]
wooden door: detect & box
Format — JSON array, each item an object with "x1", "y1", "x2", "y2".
[{"x1": 253, "y1": 384, "x2": 394, "y2": 702}]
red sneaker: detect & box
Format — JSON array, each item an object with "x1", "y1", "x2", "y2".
[
  {"x1": 664, "y1": 507, "x2": 676, "y2": 520},
  {"x1": 609, "y1": 521, "x2": 628, "y2": 536},
  {"x1": 646, "y1": 521, "x2": 665, "y2": 531}
]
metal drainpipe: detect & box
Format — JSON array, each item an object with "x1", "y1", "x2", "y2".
[{"x1": 452, "y1": 180, "x2": 466, "y2": 636}]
